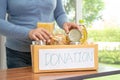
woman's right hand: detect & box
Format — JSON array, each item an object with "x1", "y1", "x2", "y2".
[{"x1": 28, "y1": 28, "x2": 52, "y2": 42}]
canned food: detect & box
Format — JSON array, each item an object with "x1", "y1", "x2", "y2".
[
  {"x1": 68, "y1": 29, "x2": 82, "y2": 42},
  {"x1": 32, "y1": 40, "x2": 46, "y2": 45},
  {"x1": 70, "y1": 42, "x2": 80, "y2": 45}
]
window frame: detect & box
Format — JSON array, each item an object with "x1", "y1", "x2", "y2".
[{"x1": 75, "y1": 0, "x2": 83, "y2": 24}]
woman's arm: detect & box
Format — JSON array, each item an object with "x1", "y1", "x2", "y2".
[
  {"x1": 54, "y1": 0, "x2": 69, "y2": 28},
  {"x1": 0, "y1": 0, "x2": 31, "y2": 40},
  {"x1": 54, "y1": 0, "x2": 81, "y2": 34}
]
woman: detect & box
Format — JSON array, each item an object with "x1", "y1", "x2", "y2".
[{"x1": 0, "y1": 0, "x2": 81, "y2": 68}]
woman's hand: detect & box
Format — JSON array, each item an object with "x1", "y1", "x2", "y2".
[
  {"x1": 63, "y1": 22, "x2": 82, "y2": 34},
  {"x1": 28, "y1": 28, "x2": 52, "y2": 42}
]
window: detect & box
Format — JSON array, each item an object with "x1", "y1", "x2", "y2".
[
  {"x1": 82, "y1": 0, "x2": 120, "y2": 71},
  {"x1": 63, "y1": 0, "x2": 120, "y2": 71},
  {"x1": 63, "y1": 0, "x2": 76, "y2": 22}
]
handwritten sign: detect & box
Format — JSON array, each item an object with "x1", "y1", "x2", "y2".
[
  {"x1": 31, "y1": 44, "x2": 98, "y2": 73},
  {"x1": 39, "y1": 48, "x2": 94, "y2": 70}
]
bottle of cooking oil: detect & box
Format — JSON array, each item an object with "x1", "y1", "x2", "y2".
[{"x1": 79, "y1": 20, "x2": 88, "y2": 45}]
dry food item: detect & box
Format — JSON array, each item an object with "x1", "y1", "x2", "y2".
[
  {"x1": 37, "y1": 22, "x2": 54, "y2": 34},
  {"x1": 48, "y1": 34, "x2": 68, "y2": 45},
  {"x1": 68, "y1": 29, "x2": 82, "y2": 42}
]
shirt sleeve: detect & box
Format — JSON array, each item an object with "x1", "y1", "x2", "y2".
[
  {"x1": 0, "y1": 0, "x2": 31, "y2": 40},
  {"x1": 54, "y1": 0, "x2": 69, "y2": 28}
]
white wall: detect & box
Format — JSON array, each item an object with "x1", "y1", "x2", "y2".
[{"x1": 0, "y1": 35, "x2": 7, "y2": 69}]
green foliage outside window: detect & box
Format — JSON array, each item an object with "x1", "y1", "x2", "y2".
[
  {"x1": 88, "y1": 28, "x2": 120, "y2": 42},
  {"x1": 64, "y1": 0, "x2": 104, "y2": 27},
  {"x1": 83, "y1": 0, "x2": 104, "y2": 26}
]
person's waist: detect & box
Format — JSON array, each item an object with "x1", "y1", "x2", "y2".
[{"x1": 6, "y1": 39, "x2": 31, "y2": 52}]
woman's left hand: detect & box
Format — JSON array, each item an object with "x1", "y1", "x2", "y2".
[{"x1": 63, "y1": 22, "x2": 82, "y2": 34}]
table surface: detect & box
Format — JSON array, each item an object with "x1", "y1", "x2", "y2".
[{"x1": 0, "y1": 66, "x2": 119, "y2": 80}]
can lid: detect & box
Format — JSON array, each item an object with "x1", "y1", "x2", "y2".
[{"x1": 68, "y1": 29, "x2": 82, "y2": 42}]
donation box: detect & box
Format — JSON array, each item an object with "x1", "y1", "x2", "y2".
[{"x1": 31, "y1": 44, "x2": 98, "y2": 73}]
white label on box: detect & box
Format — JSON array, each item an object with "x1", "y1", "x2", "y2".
[{"x1": 39, "y1": 48, "x2": 94, "y2": 70}]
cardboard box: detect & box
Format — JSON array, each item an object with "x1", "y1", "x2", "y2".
[{"x1": 31, "y1": 44, "x2": 98, "y2": 73}]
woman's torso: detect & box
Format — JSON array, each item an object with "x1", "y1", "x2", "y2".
[{"x1": 6, "y1": 0, "x2": 57, "y2": 52}]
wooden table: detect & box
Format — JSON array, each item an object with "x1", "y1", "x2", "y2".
[{"x1": 0, "y1": 67, "x2": 97, "y2": 80}]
